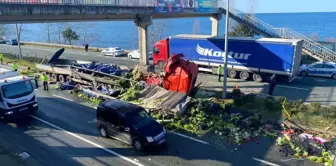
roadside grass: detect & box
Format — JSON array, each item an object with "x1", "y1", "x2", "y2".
[{"x1": 2, "y1": 52, "x2": 46, "y2": 68}]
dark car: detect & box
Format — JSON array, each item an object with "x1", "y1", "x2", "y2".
[
  {"x1": 96, "y1": 99, "x2": 166, "y2": 151},
  {"x1": 6, "y1": 39, "x2": 18, "y2": 45},
  {"x1": 0, "y1": 40, "x2": 6, "y2": 44}
]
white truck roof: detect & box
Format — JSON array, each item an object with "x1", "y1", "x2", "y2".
[
  {"x1": 172, "y1": 34, "x2": 303, "y2": 44},
  {"x1": 0, "y1": 68, "x2": 24, "y2": 84}
]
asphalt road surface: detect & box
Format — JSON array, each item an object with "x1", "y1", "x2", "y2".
[
  {"x1": 0, "y1": 88, "x2": 317, "y2": 166},
  {"x1": 1, "y1": 44, "x2": 336, "y2": 105}
]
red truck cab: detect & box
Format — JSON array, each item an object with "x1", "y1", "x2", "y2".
[{"x1": 153, "y1": 39, "x2": 169, "y2": 66}]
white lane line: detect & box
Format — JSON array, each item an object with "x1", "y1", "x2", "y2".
[
  {"x1": 30, "y1": 115, "x2": 144, "y2": 166},
  {"x1": 52, "y1": 94, "x2": 74, "y2": 102},
  {"x1": 315, "y1": 79, "x2": 327, "y2": 82},
  {"x1": 169, "y1": 131, "x2": 209, "y2": 145},
  {"x1": 252, "y1": 157, "x2": 280, "y2": 166},
  {"x1": 276, "y1": 85, "x2": 309, "y2": 91}
]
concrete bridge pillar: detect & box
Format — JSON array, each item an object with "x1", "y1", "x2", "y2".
[
  {"x1": 210, "y1": 14, "x2": 222, "y2": 36},
  {"x1": 134, "y1": 15, "x2": 153, "y2": 73}
]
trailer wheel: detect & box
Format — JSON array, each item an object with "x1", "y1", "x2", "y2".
[
  {"x1": 253, "y1": 73, "x2": 263, "y2": 82},
  {"x1": 66, "y1": 76, "x2": 72, "y2": 83},
  {"x1": 51, "y1": 74, "x2": 57, "y2": 82},
  {"x1": 239, "y1": 71, "x2": 250, "y2": 80},
  {"x1": 58, "y1": 75, "x2": 65, "y2": 83},
  {"x1": 228, "y1": 70, "x2": 238, "y2": 78}
]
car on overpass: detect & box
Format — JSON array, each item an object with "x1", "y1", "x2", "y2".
[
  {"x1": 96, "y1": 99, "x2": 166, "y2": 151},
  {"x1": 299, "y1": 61, "x2": 336, "y2": 79},
  {"x1": 6, "y1": 39, "x2": 18, "y2": 45},
  {"x1": 101, "y1": 47, "x2": 125, "y2": 57}
]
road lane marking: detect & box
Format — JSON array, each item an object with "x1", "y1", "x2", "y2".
[
  {"x1": 52, "y1": 94, "x2": 74, "y2": 102},
  {"x1": 276, "y1": 85, "x2": 309, "y2": 91},
  {"x1": 252, "y1": 157, "x2": 280, "y2": 166},
  {"x1": 169, "y1": 131, "x2": 209, "y2": 145},
  {"x1": 30, "y1": 115, "x2": 144, "y2": 166},
  {"x1": 315, "y1": 79, "x2": 327, "y2": 82}
]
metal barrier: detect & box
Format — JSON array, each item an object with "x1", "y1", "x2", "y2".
[{"x1": 0, "y1": 0, "x2": 155, "y2": 6}]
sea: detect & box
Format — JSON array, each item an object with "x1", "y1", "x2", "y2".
[{"x1": 7, "y1": 12, "x2": 336, "y2": 50}]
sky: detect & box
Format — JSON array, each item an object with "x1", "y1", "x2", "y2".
[{"x1": 233, "y1": 0, "x2": 336, "y2": 13}]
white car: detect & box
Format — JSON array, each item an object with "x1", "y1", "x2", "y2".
[
  {"x1": 128, "y1": 50, "x2": 140, "y2": 59},
  {"x1": 128, "y1": 50, "x2": 153, "y2": 59},
  {"x1": 299, "y1": 62, "x2": 336, "y2": 79},
  {"x1": 101, "y1": 47, "x2": 125, "y2": 57}
]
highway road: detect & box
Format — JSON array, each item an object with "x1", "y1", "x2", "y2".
[
  {"x1": 0, "y1": 88, "x2": 317, "y2": 166},
  {"x1": 1, "y1": 44, "x2": 336, "y2": 105}
]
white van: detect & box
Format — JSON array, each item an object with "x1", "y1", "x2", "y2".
[{"x1": 0, "y1": 68, "x2": 38, "y2": 120}]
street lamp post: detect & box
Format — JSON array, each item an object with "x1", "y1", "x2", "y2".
[{"x1": 222, "y1": 0, "x2": 230, "y2": 98}]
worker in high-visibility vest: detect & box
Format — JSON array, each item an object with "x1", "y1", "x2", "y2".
[
  {"x1": 0, "y1": 53, "x2": 3, "y2": 65},
  {"x1": 12, "y1": 62, "x2": 18, "y2": 71},
  {"x1": 217, "y1": 65, "x2": 223, "y2": 82},
  {"x1": 40, "y1": 72, "x2": 49, "y2": 91}
]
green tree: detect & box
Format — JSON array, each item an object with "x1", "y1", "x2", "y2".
[
  {"x1": 62, "y1": 27, "x2": 79, "y2": 45},
  {"x1": 229, "y1": 23, "x2": 255, "y2": 37}
]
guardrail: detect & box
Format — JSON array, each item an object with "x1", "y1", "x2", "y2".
[{"x1": 0, "y1": 0, "x2": 155, "y2": 6}]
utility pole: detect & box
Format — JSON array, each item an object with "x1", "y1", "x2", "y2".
[
  {"x1": 15, "y1": 24, "x2": 22, "y2": 59},
  {"x1": 222, "y1": 0, "x2": 230, "y2": 98}
]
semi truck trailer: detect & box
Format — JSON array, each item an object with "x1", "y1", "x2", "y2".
[{"x1": 153, "y1": 35, "x2": 304, "y2": 82}]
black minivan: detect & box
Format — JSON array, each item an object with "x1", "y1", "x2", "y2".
[{"x1": 96, "y1": 99, "x2": 166, "y2": 151}]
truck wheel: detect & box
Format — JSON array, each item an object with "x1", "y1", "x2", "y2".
[
  {"x1": 58, "y1": 75, "x2": 65, "y2": 83},
  {"x1": 300, "y1": 71, "x2": 308, "y2": 77},
  {"x1": 332, "y1": 74, "x2": 336, "y2": 79},
  {"x1": 239, "y1": 71, "x2": 250, "y2": 80},
  {"x1": 253, "y1": 73, "x2": 263, "y2": 82},
  {"x1": 228, "y1": 70, "x2": 238, "y2": 78},
  {"x1": 66, "y1": 76, "x2": 72, "y2": 83},
  {"x1": 51, "y1": 74, "x2": 57, "y2": 82}
]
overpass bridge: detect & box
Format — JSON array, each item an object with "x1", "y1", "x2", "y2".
[{"x1": 0, "y1": 0, "x2": 335, "y2": 70}]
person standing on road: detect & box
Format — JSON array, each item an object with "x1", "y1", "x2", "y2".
[
  {"x1": 0, "y1": 53, "x2": 3, "y2": 65},
  {"x1": 269, "y1": 74, "x2": 277, "y2": 96},
  {"x1": 217, "y1": 65, "x2": 223, "y2": 82},
  {"x1": 12, "y1": 62, "x2": 18, "y2": 71},
  {"x1": 85, "y1": 44, "x2": 89, "y2": 52},
  {"x1": 41, "y1": 72, "x2": 49, "y2": 91},
  {"x1": 34, "y1": 72, "x2": 39, "y2": 89}
]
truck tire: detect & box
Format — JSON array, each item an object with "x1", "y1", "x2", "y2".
[
  {"x1": 51, "y1": 74, "x2": 57, "y2": 82},
  {"x1": 253, "y1": 73, "x2": 263, "y2": 82},
  {"x1": 58, "y1": 75, "x2": 65, "y2": 83},
  {"x1": 239, "y1": 71, "x2": 250, "y2": 80},
  {"x1": 228, "y1": 70, "x2": 238, "y2": 78},
  {"x1": 66, "y1": 76, "x2": 72, "y2": 83},
  {"x1": 300, "y1": 71, "x2": 308, "y2": 77}
]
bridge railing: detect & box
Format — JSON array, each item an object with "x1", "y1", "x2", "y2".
[
  {"x1": 219, "y1": 1, "x2": 336, "y2": 61},
  {"x1": 0, "y1": 0, "x2": 155, "y2": 6}
]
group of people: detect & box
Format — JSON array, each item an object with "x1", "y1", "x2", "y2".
[{"x1": 217, "y1": 65, "x2": 277, "y2": 96}]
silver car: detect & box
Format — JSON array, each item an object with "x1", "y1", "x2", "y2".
[{"x1": 299, "y1": 62, "x2": 336, "y2": 79}]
